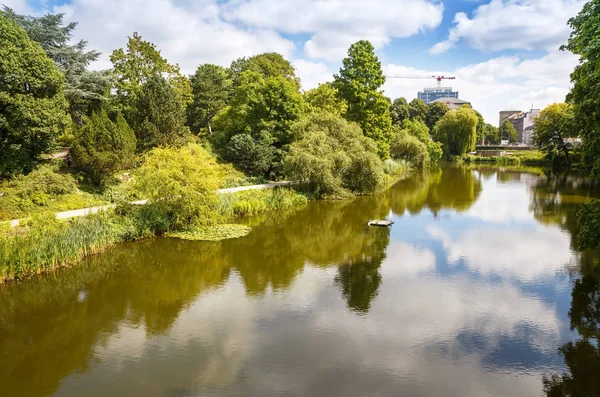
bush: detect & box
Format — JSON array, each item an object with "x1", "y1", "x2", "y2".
[
  {"x1": 224, "y1": 134, "x2": 275, "y2": 177},
  {"x1": 133, "y1": 143, "x2": 223, "y2": 229},
  {"x1": 390, "y1": 129, "x2": 430, "y2": 168},
  {"x1": 284, "y1": 113, "x2": 385, "y2": 198}
]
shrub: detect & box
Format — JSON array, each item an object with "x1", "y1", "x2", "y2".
[
  {"x1": 224, "y1": 134, "x2": 275, "y2": 177},
  {"x1": 390, "y1": 129, "x2": 430, "y2": 168},
  {"x1": 219, "y1": 188, "x2": 307, "y2": 217},
  {"x1": 284, "y1": 113, "x2": 385, "y2": 198}
]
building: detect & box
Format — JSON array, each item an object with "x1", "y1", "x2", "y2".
[
  {"x1": 418, "y1": 87, "x2": 458, "y2": 103},
  {"x1": 430, "y1": 97, "x2": 471, "y2": 110},
  {"x1": 499, "y1": 109, "x2": 540, "y2": 145}
]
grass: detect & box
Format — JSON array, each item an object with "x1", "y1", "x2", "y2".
[
  {"x1": 464, "y1": 150, "x2": 550, "y2": 166},
  {"x1": 166, "y1": 224, "x2": 252, "y2": 241},
  {"x1": 219, "y1": 187, "x2": 308, "y2": 217}
]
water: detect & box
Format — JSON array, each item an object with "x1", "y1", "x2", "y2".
[{"x1": 2, "y1": 165, "x2": 600, "y2": 397}]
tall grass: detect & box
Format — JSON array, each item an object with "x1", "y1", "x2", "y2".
[{"x1": 219, "y1": 188, "x2": 308, "y2": 217}]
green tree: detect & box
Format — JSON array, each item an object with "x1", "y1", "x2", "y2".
[
  {"x1": 400, "y1": 119, "x2": 442, "y2": 163},
  {"x1": 228, "y1": 53, "x2": 298, "y2": 88},
  {"x1": 390, "y1": 128, "x2": 430, "y2": 168},
  {"x1": 133, "y1": 74, "x2": 190, "y2": 151},
  {"x1": 304, "y1": 83, "x2": 347, "y2": 117},
  {"x1": 71, "y1": 110, "x2": 136, "y2": 180},
  {"x1": 333, "y1": 40, "x2": 393, "y2": 159},
  {"x1": 561, "y1": 0, "x2": 600, "y2": 178},
  {"x1": 473, "y1": 109, "x2": 486, "y2": 145},
  {"x1": 433, "y1": 107, "x2": 478, "y2": 158},
  {"x1": 224, "y1": 134, "x2": 274, "y2": 177},
  {"x1": 212, "y1": 70, "x2": 303, "y2": 178},
  {"x1": 484, "y1": 123, "x2": 499, "y2": 145},
  {"x1": 0, "y1": 14, "x2": 69, "y2": 178},
  {"x1": 2, "y1": 8, "x2": 111, "y2": 124},
  {"x1": 408, "y1": 98, "x2": 429, "y2": 122},
  {"x1": 533, "y1": 103, "x2": 577, "y2": 165},
  {"x1": 426, "y1": 102, "x2": 449, "y2": 131},
  {"x1": 577, "y1": 200, "x2": 600, "y2": 251},
  {"x1": 499, "y1": 119, "x2": 518, "y2": 143},
  {"x1": 110, "y1": 32, "x2": 192, "y2": 117},
  {"x1": 284, "y1": 112, "x2": 384, "y2": 198},
  {"x1": 390, "y1": 97, "x2": 410, "y2": 125},
  {"x1": 187, "y1": 64, "x2": 232, "y2": 135}
]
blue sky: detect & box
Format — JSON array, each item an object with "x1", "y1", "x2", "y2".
[{"x1": 4, "y1": 0, "x2": 586, "y2": 123}]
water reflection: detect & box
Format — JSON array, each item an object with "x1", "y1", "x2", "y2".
[{"x1": 1, "y1": 165, "x2": 600, "y2": 396}]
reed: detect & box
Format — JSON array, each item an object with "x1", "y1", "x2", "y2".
[{"x1": 219, "y1": 188, "x2": 308, "y2": 217}]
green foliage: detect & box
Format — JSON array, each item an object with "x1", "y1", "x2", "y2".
[
  {"x1": 433, "y1": 107, "x2": 478, "y2": 158},
  {"x1": 228, "y1": 52, "x2": 298, "y2": 87},
  {"x1": 219, "y1": 188, "x2": 308, "y2": 217},
  {"x1": 533, "y1": 103, "x2": 577, "y2": 165},
  {"x1": 409, "y1": 98, "x2": 429, "y2": 123},
  {"x1": 484, "y1": 123, "x2": 500, "y2": 145},
  {"x1": 187, "y1": 64, "x2": 232, "y2": 135},
  {"x1": 390, "y1": 128, "x2": 430, "y2": 168},
  {"x1": 0, "y1": 165, "x2": 107, "y2": 220},
  {"x1": 472, "y1": 109, "x2": 486, "y2": 145},
  {"x1": 426, "y1": 102, "x2": 449, "y2": 131},
  {"x1": 390, "y1": 97, "x2": 410, "y2": 125},
  {"x1": 284, "y1": 112, "x2": 384, "y2": 198},
  {"x1": 333, "y1": 40, "x2": 393, "y2": 158},
  {"x1": 561, "y1": 0, "x2": 600, "y2": 178},
  {"x1": 133, "y1": 144, "x2": 222, "y2": 229},
  {"x1": 304, "y1": 83, "x2": 347, "y2": 117},
  {"x1": 71, "y1": 110, "x2": 136, "y2": 180},
  {"x1": 0, "y1": 14, "x2": 69, "y2": 178},
  {"x1": 577, "y1": 200, "x2": 600, "y2": 251},
  {"x1": 166, "y1": 224, "x2": 252, "y2": 241},
  {"x1": 400, "y1": 119, "x2": 442, "y2": 163},
  {"x1": 133, "y1": 74, "x2": 191, "y2": 151},
  {"x1": 212, "y1": 69, "x2": 303, "y2": 178},
  {"x1": 110, "y1": 32, "x2": 192, "y2": 116},
  {"x1": 499, "y1": 119, "x2": 518, "y2": 143},
  {"x1": 2, "y1": 7, "x2": 111, "y2": 124},
  {"x1": 464, "y1": 150, "x2": 549, "y2": 166}
]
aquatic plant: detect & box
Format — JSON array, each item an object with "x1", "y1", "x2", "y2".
[{"x1": 166, "y1": 224, "x2": 252, "y2": 241}]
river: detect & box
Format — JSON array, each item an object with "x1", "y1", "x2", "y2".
[{"x1": 1, "y1": 165, "x2": 599, "y2": 397}]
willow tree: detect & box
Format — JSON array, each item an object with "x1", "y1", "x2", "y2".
[
  {"x1": 333, "y1": 40, "x2": 393, "y2": 159},
  {"x1": 0, "y1": 14, "x2": 69, "y2": 178},
  {"x1": 433, "y1": 107, "x2": 478, "y2": 158}
]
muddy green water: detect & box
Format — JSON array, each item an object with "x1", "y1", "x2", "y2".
[{"x1": 2, "y1": 165, "x2": 600, "y2": 397}]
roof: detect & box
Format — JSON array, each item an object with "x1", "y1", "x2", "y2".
[{"x1": 430, "y1": 97, "x2": 470, "y2": 105}]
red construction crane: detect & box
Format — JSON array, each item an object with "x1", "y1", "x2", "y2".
[{"x1": 387, "y1": 75, "x2": 456, "y2": 88}]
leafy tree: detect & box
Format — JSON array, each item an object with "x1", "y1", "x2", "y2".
[
  {"x1": 284, "y1": 112, "x2": 384, "y2": 198},
  {"x1": 533, "y1": 103, "x2": 577, "y2": 165},
  {"x1": 110, "y1": 32, "x2": 192, "y2": 117},
  {"x1": 499, "y1": 119, "x2": 518, "y2": 143},
  {"x1": 187, "y1": 64, "x2": 231, "y2": 135},
  {"x1": 71, "y1": 110, "x2": 136, "y2": 180},
  {"x1": 484, "y1": 123, "x2": 499, "y2": 145},
  {"x1": 0, "y1": 14, "x2": 69, "y2": 178},
  {"x1": 408, "y1": 98, "x2": 429, "y2": 122},
  {"x1": 3, "y1": 7, "x2": 111, "y2": 124},
  {"x1": 561, "y1": 0, "x2": 600, "y2": 178},
  {"x1": 228, "y1": 53, "x2": 298, "y2": 88},
  {"x1": 133, "y1": 74, "x2": 190, "y2": 151},
  {"x1": 390, "y1": 97, "x2": 410, "y2": 125},
  {"x1": 133, "y1": 144, "x2": 222, "y2": 230},
  {"x1": 472, "y1": 109, "x2": 486, "y2": 145},
  {"x1": 304, "y1": 83, "x2": 347, "y2": 117},
  {"x1": 212, "y1": 70, "x2": 303, "y2": 178},
  {"x1": 333, "y1": 40, "x2": 393, "y2": 159},
  {"x1": 400, "y1": 119, "x2": 442, "y2": 163},
  {"x1": 390, "y1": 128, "x2": 430, "y2": 168},
  {"x1": 433, "y1": 107, "x2": 478, "y2": 158},
  {"x1": 224, "y1": 134, "x2": 274, "y2": 177},
  {"x1": 426, "y1": 102, "x2": 449, "y2": 131}
]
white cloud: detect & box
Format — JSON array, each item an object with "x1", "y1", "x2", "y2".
[
  {"x1": 432, "y1": 0, "x2": 586, "y2": 54},
  {"x1": 292, "y1": 59, "x2": 333, "y2": 90},
  {"x1": 383, "y1": 50, "x2": 578, "y2": 124},
  {"x1": 222, "y1": 0, "x2": 444, "y2": 60}
]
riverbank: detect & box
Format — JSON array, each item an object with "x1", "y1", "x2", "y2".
[{"x1": 463, "y1": 150, "x2": 550, "y2": 166}]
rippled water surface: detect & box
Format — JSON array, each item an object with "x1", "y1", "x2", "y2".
[{"x1": 2, "y1": 165, "x2": 600, "y2": 397}]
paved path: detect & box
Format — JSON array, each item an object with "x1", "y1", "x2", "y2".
[{"x1": 8, "y1": 181, "x2": 295, "y2": 228}]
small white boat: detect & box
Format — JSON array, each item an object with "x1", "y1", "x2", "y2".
[{"x1": 367, "y1": 219, "x2": 394, "y2": 227}]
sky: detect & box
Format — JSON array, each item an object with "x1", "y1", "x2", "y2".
[{"x1": 3, "y1": 0, "x2": 586, "y2": 125}]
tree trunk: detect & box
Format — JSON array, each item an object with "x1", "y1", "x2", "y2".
[{"x1": 207, "y1": 121, "x2": 212, "y2": 135}]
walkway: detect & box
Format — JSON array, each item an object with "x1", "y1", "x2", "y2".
[{"x1": 8, "y1": 181, "x2": 295, "y2": 228}]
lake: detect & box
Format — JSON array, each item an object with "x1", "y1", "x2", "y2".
[{"x1": 1, "y1": 165, "x2": 600, "y2": 397}]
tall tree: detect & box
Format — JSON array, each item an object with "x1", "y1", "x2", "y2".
[
  {"x1": 426, "y1": 102, "x2": 449, "y2": 131},
  {"x1": 472, "y1": 109, "x2": 486, "y2": 145},
  {"x1": 408, "y1": 98, "x2": 429, "y2": 122},
  {"x1": 228, "y1": 53, "x2": 298, "y2": 88},
  {"x1": 187, "y1": 64, "x2": 231, "y2": 135},
  {"x1": 333, "y1": 40, "x2": 393, "y2": 158},
  {"x1": 304, "y1": 83, "x2": 347, "y2": 117},
  {"x1": 484, "y1": 123, "x2": 499, "y2": 145},
  {"x1": 3, "y1": 7, "x2": 111, "y2": 124},
  {"x1": 133, "y1": 74, "x2": 190, "y2": 152},
  {"x1": 390, "y1": 97, "x2": 410, "y2": 125},
  {"x1": 499, "y1": 120, "x2": 518, "y2": 143},
  {"x1": 533, "y1": 103, "x2": 577, "y2": 165},
  {"x1": 433, "y1": 107, "x2": 478, "y2": 158},
  {"x1": 110, "y1": 33, "x2": 192, "y2": 117},
  {"x1": 0, "y1": 14, "x2": 69, "y2": 178},
  {"x1": 561, "y1": 0, "x2": 600, "y2": 178},
  {"x1": 71, "y1": 110, "x2": 136, "y2": 181}
]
